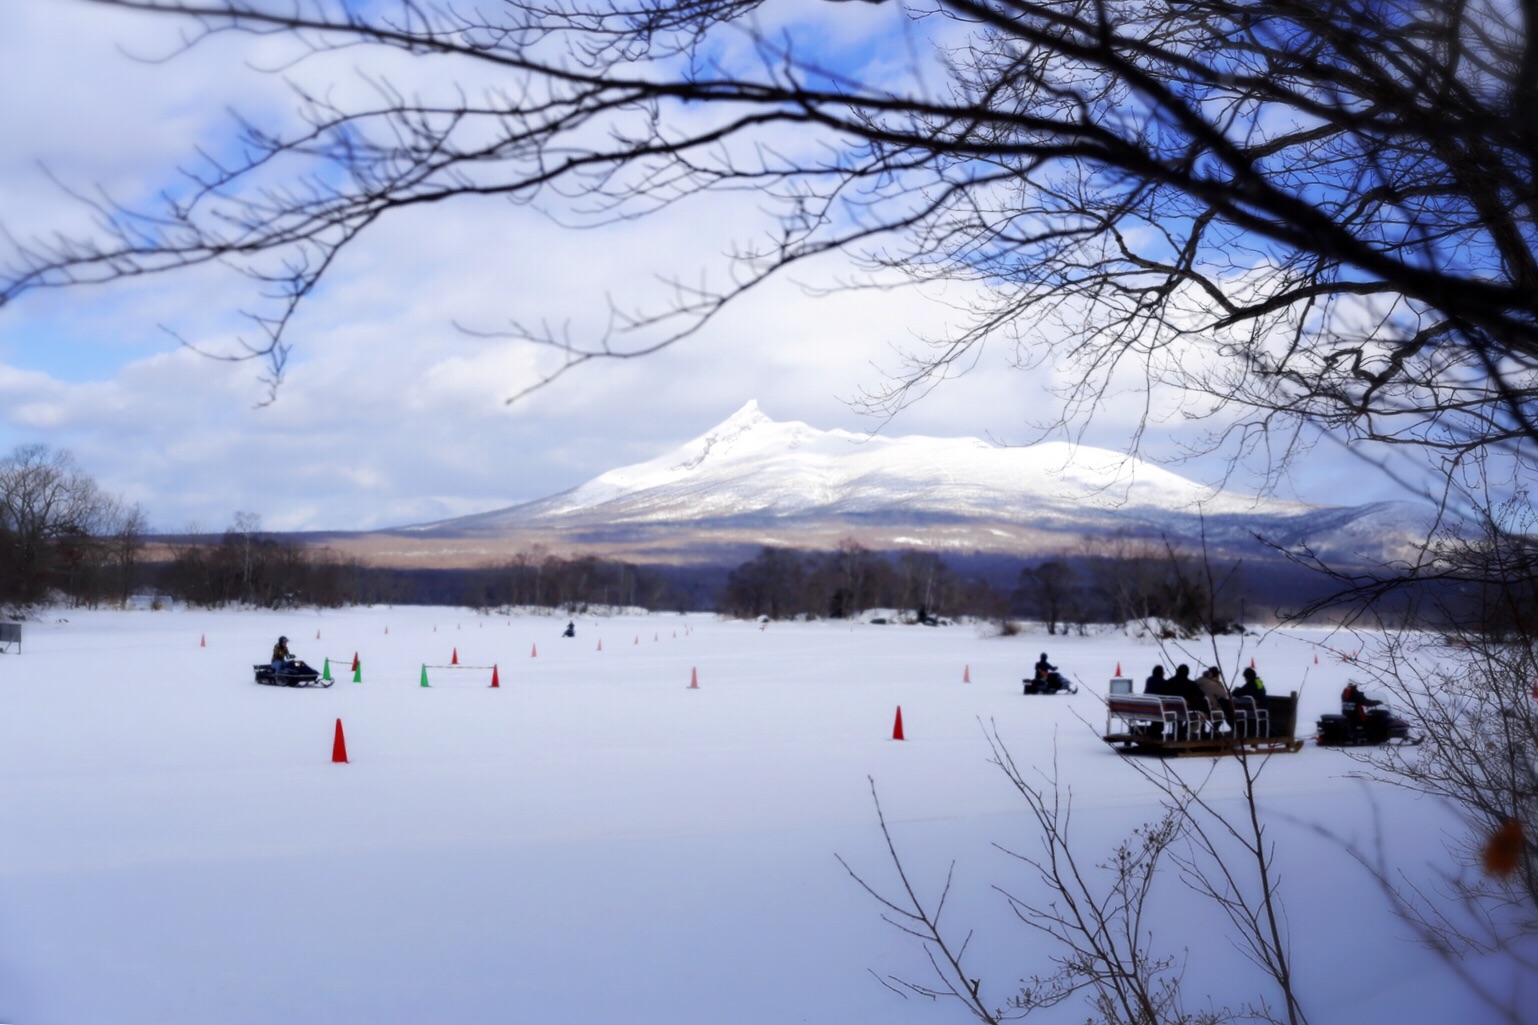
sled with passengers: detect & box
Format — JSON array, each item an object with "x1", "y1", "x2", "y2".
[{"x1": 1101, "y1": 676, "x2": 1304, "y2": 756}]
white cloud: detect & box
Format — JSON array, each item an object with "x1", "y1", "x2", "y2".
[{"x1": 0, "y1": 0, "x2": 1419, "y2": 537}]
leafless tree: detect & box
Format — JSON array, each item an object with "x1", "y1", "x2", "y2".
[
  {"x1": 0, "y1": 444, "x2": 105, "y2": 603},
  {"x1": 3, "y1": 0, "x2": 1535, "y2": 485},
  {"x1": 1340, "y1": 649, "x2": 1538, "y2": 1025},
  {"x1": 1305, "y1": 493, "x2": 1538, "y2": 1024},
  {"x1": 842, "y1": 729, "x2": 1307, "y2": 1025},
  {"x1": 897, "y1": 549, "x2": 950, "y2": 621},
  {"x1": 1014, "y1": 559, "x2": 1079, "y2": 635},
  {"x1": 229, "y1": 511, "x2": 263, "y2": 601},
  {"x1": 94, "y1": 495, "x2": 148, "y2": 606}
]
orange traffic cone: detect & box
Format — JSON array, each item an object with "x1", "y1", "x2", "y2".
[
  {"x1": 200, "y1": 634, "x2": 206, "y2": 648},
  {"x1": 490, "y1": 664, "x2": 500, "y2": 688},
  {"x1": 892, "y1": 706, "x2": 905, "y2": 741},
  {"x1": 351, "y1": 652, "x2": 359, "y2": 672},
  {"x1": 332, "y1": 719, "x2": 349, "y2": 763},
  {"x1": 597, "y1": 639, "x2": 603, "y2": 651},
  {"x1": 1250, "y1": 657, "x2": 1257, "y2": 669},
  {"x1": 316, "y1": 628, "x2": 321, "y2": 640},
  {"x1": 531, "y1": 643, "x2": 538, "y2": 658},
  {"x1": 451, "y1": 647, "x2": 459, "y2": 665},
  {"x1": 963, "y1": 664, "x2": 971, "y2": 683},
  {"x1": 1115, "y1": 662, "x2": 1122, "y2": 676},
  {"x1": 689, "y1": 667, "x2": 699, "y2": 689}
]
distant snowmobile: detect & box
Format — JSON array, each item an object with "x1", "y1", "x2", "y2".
[
  {"x1": 1023, "y1": 655, "x2": 1077, "y2": 694},
  {"x1": 254, "y1": 658, "x2": 329, "y2": 687}
]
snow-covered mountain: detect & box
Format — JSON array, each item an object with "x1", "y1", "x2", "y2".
[{"x1": 395, "y1": 401, "x2": 1427, "y2": 565}]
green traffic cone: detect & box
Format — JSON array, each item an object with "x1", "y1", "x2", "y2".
[
  {"x1": 420, "y1": 663, "x2": 430, "y2": 688},
  {"x1": 352, "y1": 659, "x2": 362, "y2": 683},
  {"x1": 322, "y1": 657, "x2": 333, "y2": 681}
]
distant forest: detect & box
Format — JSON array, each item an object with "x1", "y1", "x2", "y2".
[
  {"x1": 0, "y1": 443, "x2": 1441, "y2": 632},
  {"x1": 9, "y1": 496, "x2": 1411, "y2": 635}
]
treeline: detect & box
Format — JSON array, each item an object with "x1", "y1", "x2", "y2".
[
  {"x1": 0, "y1": 441, "x2": 1396, "y2": 631},
  {"x1": 1014, "y1": 540, "x2": 1248, "y2": 635},
  {"x1": 448, "y1": 548, "x2": 696, "y2": 611},
  {"x1": 0, "y1": 445, "x2": 147, "y2": 608},
  {"x1": 163, "y1": 539, "x2": 703, "y2": 611},
  {"x1": 162, "y1": 516, "x2": 360, "y2": 607},
  {"x1": 722, "y1": 537, "x2": 1252, "y2": 634},
  {"x1": 722, "y1": 542, "x2": 1006, "y2": 621}
]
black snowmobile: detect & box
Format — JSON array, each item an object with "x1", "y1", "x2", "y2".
[
  {"x1": 1315, "y1": 705, "x2": 1421, "y2": 746},
  {"x1": 1023, "y1": 669, "x2": 1078, "y2": 695},
  {"x1": 254, "y1": 659, "x2": 330, "y2": 688}
]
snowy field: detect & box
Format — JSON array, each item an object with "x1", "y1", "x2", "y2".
[{"x1": 0, "y1": 607, "x2": 1513, "y2": 1024}]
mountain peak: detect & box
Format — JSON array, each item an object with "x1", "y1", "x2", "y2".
[
  {"x1": 721, "y1": 399, "x2": 770, "y2": 428},
  {"x1": 673, "y1": 400, "x2": 797, "y2": 471}
]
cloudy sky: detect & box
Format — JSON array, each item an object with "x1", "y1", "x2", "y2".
[{"x1": 0, "y1": 1, "x2": 1425, "y2": 535}]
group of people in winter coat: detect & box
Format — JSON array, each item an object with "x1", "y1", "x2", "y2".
[{"x1": 1144, "y1": 663, "x2": 1266, "y2": 720}]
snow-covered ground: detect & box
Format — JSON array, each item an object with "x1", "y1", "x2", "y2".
[{"x1": 0, "y1": 607, "x2": 1511, "y2": 1024}]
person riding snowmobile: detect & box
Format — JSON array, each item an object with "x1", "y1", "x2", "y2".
[
  {"x1": 1341, "y1": 681, "x2": 1381, "y2": 722},
  {"x1": 1341, "y1": 681, "x2": 1396, "y2": 743},
  {"x1": 1027, "y1": 653, "x2": 1071, "y2": 693}
]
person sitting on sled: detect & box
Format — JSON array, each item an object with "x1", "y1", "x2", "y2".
[
  {"x1": 1196, "y1": 666, "x2": 1233, "y2": 724},
  {"x1": 562, "y1": 621, "x2": 576, "y2": 638},
  {"x1": 1167, "y1": 664, "x2": 1206, "y2": 711},
  {"x1": 1233, "y1": 666, "x2": 1266, "y2": 699},
  {"x1": 271, "y1": 635, "x2": 292, "y2": 670}
]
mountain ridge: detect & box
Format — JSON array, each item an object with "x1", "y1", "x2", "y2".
[{"x1": 385, "y1": 401, "x2": 1426, "y2": 567}]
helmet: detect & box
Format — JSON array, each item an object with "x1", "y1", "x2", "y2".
[
  {"x1": 1242, "y1": 667, "x2": 1256, "y2": 679},
  {"x1": 279, "y1": 636, "x2": 288, "y2": 644}
]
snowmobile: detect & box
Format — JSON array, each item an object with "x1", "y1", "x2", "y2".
[
  {"x1": 1022, "y1": 670, "x2": 1078, "y2": 695},
  {"x1": 1315, "y1": 706, "x2": 1421, "y2": 746},
  {"x1": 253, "y1": 659, "x2": 331, "y2": 688}
]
